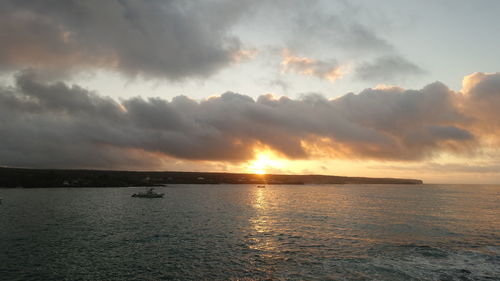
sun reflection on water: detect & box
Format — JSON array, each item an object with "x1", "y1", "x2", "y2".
[
  {"x1": 252, "y1": 187, "x2": 266, "y2": 210},
  {"x1": 248, "y1": 187, "x2": 279, "y2": 254}
]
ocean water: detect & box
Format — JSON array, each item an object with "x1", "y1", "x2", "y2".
[{"x1": 0, "y1": 184, "x2": 499, "y2": 281}]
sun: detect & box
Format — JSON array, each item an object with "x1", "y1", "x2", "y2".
[{"x1": 246, "y1": 149, "x2": 284, "y2": 175}]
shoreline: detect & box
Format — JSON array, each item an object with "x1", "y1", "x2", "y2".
[{"x1": 0, "y1": 167, "x2": 422, "y2": 188}]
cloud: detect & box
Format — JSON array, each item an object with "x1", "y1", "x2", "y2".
[
  {"x1": 270, "y1": 2, "x2": 426, "y2": 84},
  {"x1": 0, "y1": 0, "x2": 258, "y2": 80},
  {"x1": 461, "y1": 72, "x2": 500, "y2": 124},
  {"x1": 3, "y1": 71, "x2": 499, "y2": 169},
  {"x1": 355, "y1": 55, "x2": 425, "y2": 81},
  {"x1": 0, "y1": 0, "x2": 424, "y2": 87},
  {"x1": 231, "y1": 48, "x2": 259, "y2": 63},
  {"x1": 284, "y1": 1, "x2": 393, "y2": 55},
  {"x1": 281, "y1": 49, "x2": 347, "y2": 82},
  {"x1": 460, "y1": 72, "x2": 500, "y2": 142}
]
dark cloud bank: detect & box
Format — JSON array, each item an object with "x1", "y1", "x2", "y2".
[
  {"x1": 1, "y1": 71, "x2": 499, "y2": 169},
  {"x1": 0, "y1": 0, "x2": 256, "y2": 79}
]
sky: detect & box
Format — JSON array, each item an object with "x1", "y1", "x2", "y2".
[{"x1": 1, "y1": 0, "x2": 500, "y2": 184}]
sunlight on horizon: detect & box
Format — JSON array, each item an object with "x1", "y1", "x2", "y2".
[{"x1": 246, "y1": 149, "x2": 285, "y2": 175}]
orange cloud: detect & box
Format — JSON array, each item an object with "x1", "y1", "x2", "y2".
[
  {"x1": 281, "y1": 49, "x2": 347, "y2": 82},
  {"x1": 232, "y1": 48, "x2": 258, "y2": 63}
]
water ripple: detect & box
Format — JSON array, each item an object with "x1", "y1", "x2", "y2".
[{"x1": 0, "y1": 184, "x2": 499, "y2": 280}]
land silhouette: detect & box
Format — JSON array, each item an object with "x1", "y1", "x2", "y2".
[{"x1": 0, "y1": 167, "x2": 422, "y2": 188}]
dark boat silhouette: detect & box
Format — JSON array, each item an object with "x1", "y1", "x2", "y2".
[{"x1": 131, "y1": 188, "x2": 164, "y2": 198}]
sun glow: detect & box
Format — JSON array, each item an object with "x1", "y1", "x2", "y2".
[{"x1": 246, "y1": 149, "x2": 284, "y2": 175}]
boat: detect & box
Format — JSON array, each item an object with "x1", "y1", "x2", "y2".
[
  {"x1": 131, "y1": 188, "x2": 164, "y2": 198},
  {"x1": 257, "y1": 185, "x2": 266, "y2": 188}
]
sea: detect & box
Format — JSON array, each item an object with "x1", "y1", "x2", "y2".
[{"x1": 0, "y1": 184, "x2": 499, "y2": 281}]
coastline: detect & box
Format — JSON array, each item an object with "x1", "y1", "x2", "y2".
[{"x1": 0, "y1": 167, "x2": 422, "y2": 188}]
